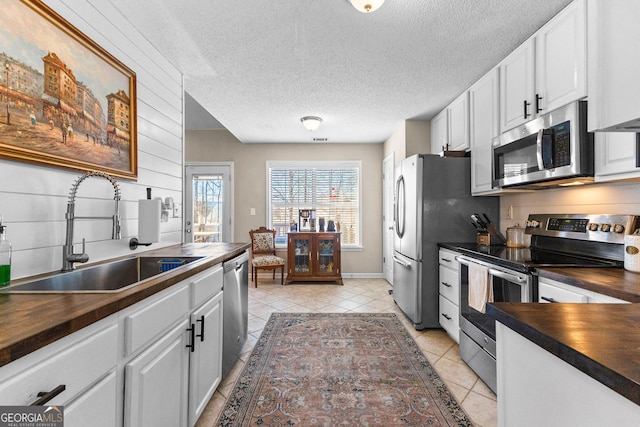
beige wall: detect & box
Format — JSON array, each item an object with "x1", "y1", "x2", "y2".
[
  {"x1": 383, "y1": 119, "x2": 431, "y2": 167},
  {"x1": 186, "y1": 130, "x2": 384, "y2": 275}
]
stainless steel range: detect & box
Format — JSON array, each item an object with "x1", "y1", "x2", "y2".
[{"x1": 454, "y1": 213, "x2": 638, "y2": 393}]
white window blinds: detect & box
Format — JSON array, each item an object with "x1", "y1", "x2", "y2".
[{"x1": 267, "y1": 161, "x2": 361, "y2": 246}]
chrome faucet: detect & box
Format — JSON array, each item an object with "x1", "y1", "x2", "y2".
[{"x1": 62, "y1": 171, "x2": 121, "y2": 272}]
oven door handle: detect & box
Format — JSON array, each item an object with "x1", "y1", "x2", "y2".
[
  {"x1": 455, "y1": 255, "x2": 471, "y2": 266},
  {"x1": 488, "y1": 268, "x2": 527, "y2": 283}
]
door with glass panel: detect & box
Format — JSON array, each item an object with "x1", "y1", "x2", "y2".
[{"x1": 184, "y1": 164, "x2": 232, "y2": 243}]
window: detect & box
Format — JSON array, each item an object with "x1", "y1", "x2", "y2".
[{"x1": 267, "y1": 161, "x2": 361, "y2": 248}]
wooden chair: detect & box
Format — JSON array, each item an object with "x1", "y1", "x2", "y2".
[{"x1": 249, "y1": 227, "x2": 285, "y2": 287}]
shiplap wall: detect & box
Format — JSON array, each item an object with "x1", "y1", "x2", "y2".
[
  {"x1": 499, "y1": 181, "x2": 640, "y2": 245},
  {"x1": 0, "y1": 0, "x2": 184, "y2": 280}
]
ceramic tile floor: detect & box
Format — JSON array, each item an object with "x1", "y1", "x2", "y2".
[{"x1": 195, "y1": 277, "x2": 497, "y2": 427}]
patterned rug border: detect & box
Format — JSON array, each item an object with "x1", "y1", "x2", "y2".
[{"x1": 217, "y1": 312, "x2": 473, "y2": 426}]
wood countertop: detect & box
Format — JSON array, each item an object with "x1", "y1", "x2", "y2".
[
  {"x1": 488, "y1": 302, "x2": 640, "y2": 406},
  {"x1": 0, "y1": 243, "x2": 250, "y2": 368},
  {"x1": 537, "y1": 267, "x2": 640, "y2": 302}
]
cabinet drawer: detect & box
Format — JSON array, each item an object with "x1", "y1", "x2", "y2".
[
  {"x1": 124, "y1": 283, "x2": 190, "y2": 356},
  {"x1": 439, "y1": 265, "x2": 459, "y2": 304},
  {"x1": 0, "y1": 316, "x2": 118, "y2": 406},
  {"x1": 439, "y1": 295, "x2": 460, "y2": 343},
  {"x1": 439, "y1": 249, "x2": 460, "y2": 270},
  {"x1": 538, "y1": 281, "x2": 589, "y2": 303},
  {"x1": 190, "y1": 264, "x2": 223, "y2": 309}
]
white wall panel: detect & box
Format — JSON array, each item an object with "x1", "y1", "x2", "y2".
[{"x1": 0, "y1": 0, "x2": 184, "y2": 279}]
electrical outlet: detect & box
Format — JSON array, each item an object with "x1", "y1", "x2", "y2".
[
  {"x1": 507, "y1": 205, "x2": 514, "y2": 220},
  {"x1": 250, "y1": 208, "x2": 256, "y2": 216}
]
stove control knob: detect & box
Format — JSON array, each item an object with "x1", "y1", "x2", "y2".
[
  {"x1": 527, "y1": 220, "x2": 541, "y2": 228},
  {"x1": 601, "y1": 224, "x2": 612, "y2": 232},
  {"x1": 613, "y1": 224, "x2": 625, "y2": 233},
  {"x1": 588, "y1": 223, "x2": 599, "y2": 231}
]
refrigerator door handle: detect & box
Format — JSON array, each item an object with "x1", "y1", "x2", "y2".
[
  {"x1": 395, "y1": 175, "x2": 405, "y2": 238},
  {"x1": 393, "y1": 256, "x2": 410, "y2": 268}
]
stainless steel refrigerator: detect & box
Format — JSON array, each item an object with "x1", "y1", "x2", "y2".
[{"x1": 393, "y1": 154, "x2": 499, "y2": 330}]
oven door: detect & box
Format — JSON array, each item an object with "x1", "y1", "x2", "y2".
[
  {"x1": 457, "y1": 255, "x2": 532, "y2": 342},
  {"x1": 456, "y1": 255, "x2": 533, "y2": 393}
]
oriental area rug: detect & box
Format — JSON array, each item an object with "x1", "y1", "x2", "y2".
[{"x1": 217, "y1": 313, "x2": 473, "y2": 426}]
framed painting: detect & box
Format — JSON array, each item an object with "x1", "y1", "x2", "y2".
[{"x1": 0, "y1": 0, "x2": 137, "y2": 180}]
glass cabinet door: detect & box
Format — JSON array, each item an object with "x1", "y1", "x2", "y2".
[
  {"x1": 290, "y1": 235, "x2": 312, "y2": 275},
  {"x1": 317, "y1": 235, "x2": 337, "y2": 276}
]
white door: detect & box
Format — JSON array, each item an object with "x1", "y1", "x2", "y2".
[
  {"x1": 185, "y1": 163, "x2": 233, "y2": 243},
  {"x1": 382, "y1": 153, "x2": 394, "y2": 284}
]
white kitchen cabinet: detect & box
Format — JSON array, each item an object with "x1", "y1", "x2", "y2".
[
  {"x1": 538, "y1": 277, "x2": 630, "y2": 304},
  {"x1": 588, "y1": 0, "x2": 640, "y2": 132},
  {"x1": 124, "y1": 319, "x2": 191, "y2": 427},
  {"x1": 188, "y1": 290, "x2": 223, "y2": 427},
  {"x1": 595, "y1": 132, "x2": 640, "y2": 181},
  {"x1": 496, "y1": 322, "x2": 640, "y2": 427},
  {"x1": 438, "y1": 248, "x2": 461, "y2": 342},
  {"x1": 447, "y1": 92, "x2": 470, "y2": 151},
  {"x1": 430, "y1": 109, "x2": 448, "y2": 154},
  {"x1": 65, "y1": 370, "x2": 118, "y2": 427},
  {"x1": 0, "y1": 314, "x2": 118, "y2": 419},
  {"x1": 500, "y1": 0, "x2": 586, "y2": 133},
  {"x1": 469, "y1": 67, "x2": 500, "y2": 195},
  {"x1": 431, "y1": 93, "x2": 469, "y2": 154}
]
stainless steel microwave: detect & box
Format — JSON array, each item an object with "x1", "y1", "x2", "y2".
[{"x1": 492, "y1": 101, "x2": 594, "y2": 189}]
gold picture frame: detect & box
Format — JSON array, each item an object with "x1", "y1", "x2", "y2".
[{"x1": 0, "y1": 0, "x2": 137, "y2": 180}]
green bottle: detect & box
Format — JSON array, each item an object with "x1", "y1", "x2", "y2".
[{"x1": 0, "y1": 216, "x2": 11, "y2": 288}]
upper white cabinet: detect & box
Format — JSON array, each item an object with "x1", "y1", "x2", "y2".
[
  {"x1": 500, "y1": 0, "x2": 587, "y2": 132},
  {"x1": 447, "y1": 92, "x2": 470, "y2": 151},
  {"x1": 430, "y1": 109, "x2": 448, "y2": 154},
  {"x1": 469, "y1": 67, "x2": 500, "y2": 195},
  {"x1": 595, "y1": 132, "x2": 640, "y2": 181},
  {"x1": 430, "y1": 92, "x2": 470, "y2": 154},
  {"x1": 588, "y1": 0, "x2": 640, "y2": 132}
]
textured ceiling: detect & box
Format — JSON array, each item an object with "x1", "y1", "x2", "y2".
[{"x1": 108, "y1": 0, "x2": 573, "y2": 143}]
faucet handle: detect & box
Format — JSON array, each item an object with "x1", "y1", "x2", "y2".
[{"x1": 77, "y1": 238, "x2": 89, "y2": 263}]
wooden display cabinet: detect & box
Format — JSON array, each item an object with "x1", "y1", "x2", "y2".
[{"x1": 286, "y1": 232, "x2": 342, "y2": 285}]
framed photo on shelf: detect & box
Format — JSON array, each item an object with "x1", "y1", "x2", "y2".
[{"x1": 298, "y1": 209, "x2": 315, "y2": 232}]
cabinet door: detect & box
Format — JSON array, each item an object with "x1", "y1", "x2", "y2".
[
  {"x1": 316, "y1": 233, "x2": 340, "y2": 278},
  {"x1": 430, "y1": 109, "x2": 448, "y2": 154},
  {"x1": 447, "y1": 92, "x2": 469, "y2": 151},
  {"x1": 125, "y1": 319, "x2": 190, "y2": 427},
  {"x1": 469, "y1": 68, "x2": 500, "y2": 195},
  {"x1": 189, "y1": 291, "x2": 224, "y2": 427},
  {"x1": 500, "y1": 38, "x2": 535, "y2": 133},
  {"x1": 64, "y1": 371, "x2": 117, "y2": 427},
  {"x1": 595, "y1": 132, "x2": 640, "y2": 181},
  {"x1": 535, "y1": 0, "x2": 586, "y2": 114},
  {"x1": 288, "y1": 234, "x2": 313, "y2": 278},
  {"x1": 588, "y1": 0, "x2": 640, "y2": 131}
]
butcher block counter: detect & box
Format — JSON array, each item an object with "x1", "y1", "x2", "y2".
[
  {"x1": 536, "y1": 267, "x2": 640, "y2": 303},
  {"x1": 0, "y1": 243, "x2": 249, "y2": 367}
]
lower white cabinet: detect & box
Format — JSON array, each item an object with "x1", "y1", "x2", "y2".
[
  {"x1": 65, "y1": 370, "x2": 118, "y2": 427},
  {"x1": 438, "y1": 248, "x2": 461, "y2": 342},
  {"x1": 538, "y1": 277, "x2": 630, "y2": 304},
  {"x1": 0, "y1": 262, "x2": 225, "y2": 427},
  {"x1": 188, "y1": 290, "x2": 224, "y2": 426},
  {"x1": 124, "y1": 319, "x2": 191, "y2": 427}
]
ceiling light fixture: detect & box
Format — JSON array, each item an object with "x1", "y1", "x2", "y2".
[
  {"x1": 349, "y1": 0, "x2": 385, "y2": 13},
  {"x1": 301, "y1": 116, "x2": 322, "y2": 131}
]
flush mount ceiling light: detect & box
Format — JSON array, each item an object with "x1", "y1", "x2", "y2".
[
  {"x1": 349, "y1": 0, "x2": 385, "y2": 13},
  {"x1": 301, "y1": 116, "x2": 322, "y2": 131}
]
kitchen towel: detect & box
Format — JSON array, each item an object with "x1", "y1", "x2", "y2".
[
  {"x1": 138, "y1": 198, "x2": 161, "y2": 244},
  {"x1": 468, "y1": 262, "x2": 493, "y2": 313}
]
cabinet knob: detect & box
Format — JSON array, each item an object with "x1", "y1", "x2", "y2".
[
  {"x1": 535, "y1": 94, "x2": 543, "y2": 113},
  {"x1": 523, "y1": 100, "x2": 531, "y2": 119}
]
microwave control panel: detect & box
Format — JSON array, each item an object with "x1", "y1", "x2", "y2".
[{"x1": 551, "y1": 121, "x2": 571, "y2": 168}]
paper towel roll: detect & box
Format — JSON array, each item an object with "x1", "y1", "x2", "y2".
[
  {"x1": 624, "y1": 235, "x2": 640, "y2": 272},
  {"x1": 139, "y1": 198, "x2": 161, "y2": 244}
]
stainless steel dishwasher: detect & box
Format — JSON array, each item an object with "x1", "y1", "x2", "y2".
[{"x1": 222, "y1": 250, "x2": 249, "y2": 378}]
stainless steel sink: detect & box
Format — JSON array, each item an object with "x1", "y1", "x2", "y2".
[{"x1": 0, "y1": 256, "x2": 204, "y2": 293}]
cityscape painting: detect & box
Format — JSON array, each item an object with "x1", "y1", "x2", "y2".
[{"x1": 0, "y1": 0, "x2": 137, "y2": 179}]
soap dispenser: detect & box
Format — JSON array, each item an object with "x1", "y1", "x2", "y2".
[{"x1": 0, "y1": 216, "x2": 11, "y2": 288}]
